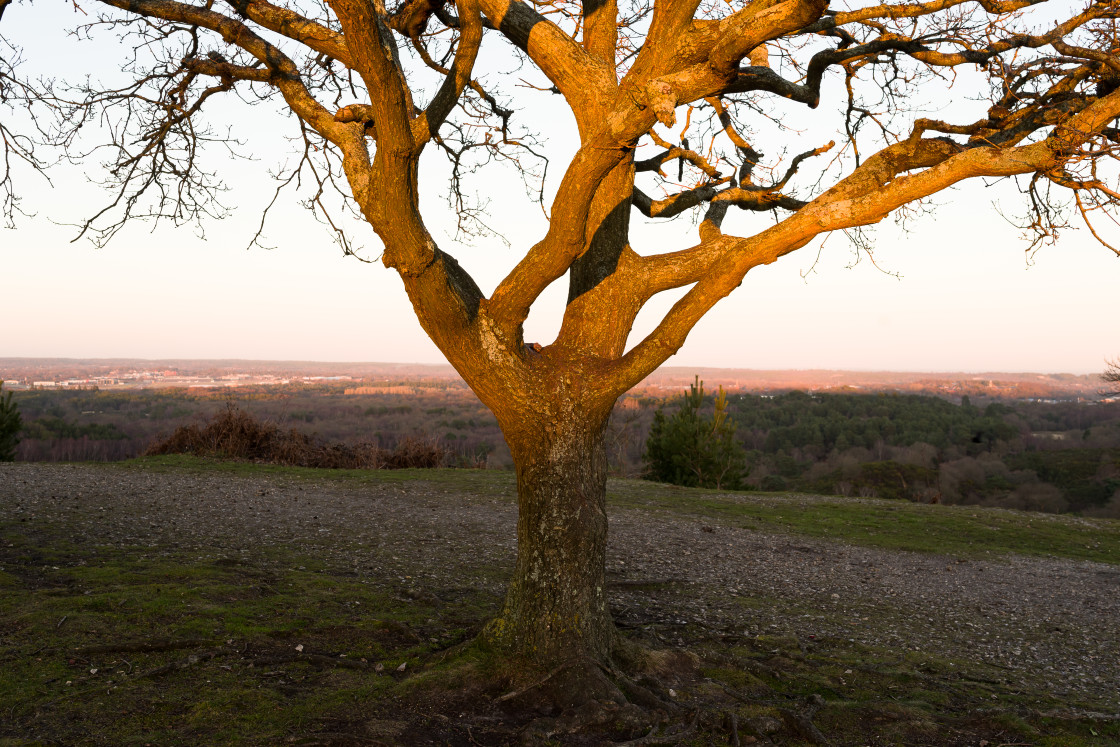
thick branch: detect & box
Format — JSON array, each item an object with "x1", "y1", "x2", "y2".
[
  {"x1": 826, "y1": 0, "x2": 1040, "y2": 26},
  {"x1": 630, "y1": 0, "x2": 829, "y2": 127},
  {"x1": 712, "y1": 187, "x2": 806, "y2": 212},
  {"x1": 582, "y1": 0, "x2": 619, "y2": 68},
  {"x1": 475, "y1": 0, "x2": 615, "y2": 120},
  {"x1": 225, "y1": 0, "x2": 352, "y2": 66},
  {"x1": 411, "y1": 0, "x2": 483, "y2": 146},
  {"x1": 731, "y1": 6, "x2": 1111, "y2": 107},
  {"x1": 182, "y1": 57, "x2": 272, "y2": 82},
  {"x1": 489, "y1": 139, "x2": 631, "y2": 327},
  {"x1": 328, "y1": 0, "x2": 415, "y2": 154}
]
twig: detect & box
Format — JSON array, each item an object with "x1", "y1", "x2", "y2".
[
  {"x1": 137, "y1": 648, "x2": 227, "y2": 678},
  {"x1": 249, "y1": 653, "x2": 372, "y2": 670},
  {"x1": 77, "y1": 638, "x2": 215, "y2": 655},
  {"x1": 495, "y1": 661, "x2": 574, "y2": 703}
]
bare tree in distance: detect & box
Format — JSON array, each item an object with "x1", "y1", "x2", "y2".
[
  {"x1": 2, "y1": 0, "x2": 1120, "y2": 697},
  {"x1": 1104, "y1": 357, "x2": 1120, "y2": 396}
]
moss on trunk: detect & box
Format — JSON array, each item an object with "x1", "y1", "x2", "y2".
[{"x1": 483, "y1": 413, "x2": 616, "y2": 665}]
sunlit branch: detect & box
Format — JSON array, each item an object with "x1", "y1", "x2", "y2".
[
  {"x1": 474, "y1": 0, "x2": 616, "y2": 116},
  {"x1": 225, "y1": 0, "x2": 352, "y2": 66}
]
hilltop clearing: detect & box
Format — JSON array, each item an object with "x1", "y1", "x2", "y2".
[{"x1": 1, "y1": 460, "x2": 1117, "y2": 745}]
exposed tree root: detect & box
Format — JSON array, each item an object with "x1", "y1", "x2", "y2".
[
  {"x1": 725, "y1": 710, "x2": 741, "y2": 747},
  {"x1": 778, "y1": 707, "x2": 830, "y2": 745},
  {"x1": 411, "y1": 635, "x2": 843, "y2": 745},
  {"x1": 482, "y1": 644, "x2": 705, "y2": 744},
  {"x1": 611, "y1": 708, "x2": 699, "y2": 746}
]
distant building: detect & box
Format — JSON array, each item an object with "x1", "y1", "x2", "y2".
[{"x1": 345, "y1": 386, "x2": 416, "y2": 395}]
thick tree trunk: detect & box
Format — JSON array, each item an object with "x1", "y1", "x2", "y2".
[{"x1": 483, "y1": 411, "x2": 616, "y2": 665}]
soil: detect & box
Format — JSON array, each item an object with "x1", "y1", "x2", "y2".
[{"x1": 2, "y1": 461, "x2": 1118, "y2": 745}]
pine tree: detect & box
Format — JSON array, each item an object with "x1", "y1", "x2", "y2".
[
  {"x1": 0, "y1": 382, "x2": 21, "y2": 462},
  {"x1": 644, "y1": 377, "x2": 746, "y2": 490}
]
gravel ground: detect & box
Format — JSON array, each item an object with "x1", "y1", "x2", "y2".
[{"x1": 3, "y1": 462, "x2": 1118, "y2": 711}]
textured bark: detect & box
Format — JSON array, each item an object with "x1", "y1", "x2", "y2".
[{"x1": 484, "y1": 407, "x2": 615, "y2": 663}]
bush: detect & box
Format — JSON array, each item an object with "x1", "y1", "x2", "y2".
[
  {"x1": 644, "y1": 377, "x2": 746, "y2": 490},
  {"x1": 0, "y1": 383, "x2": 21, "y2": 461},
  {"x1": 145, "y1": 404, "x2": 448, "y2": 469},
  {"x1": 759, "y1": 474, "x2": 787, "y2": 491}
]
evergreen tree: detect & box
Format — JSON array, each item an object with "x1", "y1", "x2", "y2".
[
  {"x1": 644, "y1": 377, "x2": 746, "y2": 490},
  {"x1": 0, "y1": 382, "x2": 21, "y2": 462}
]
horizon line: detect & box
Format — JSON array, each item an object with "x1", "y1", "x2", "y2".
[{"x1": 0, "y1": 356, "x2": 1106, "y2": 378}]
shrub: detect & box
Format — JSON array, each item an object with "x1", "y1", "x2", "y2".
[
  {"x1": 644, "y1": 376, "x2": 746, "y2": 490},
  {"x1": 145, "y1": 404, "x2": 448, "y2": 469}
]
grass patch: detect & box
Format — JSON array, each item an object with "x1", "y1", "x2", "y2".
[
  {"x1": 689, "y1": 631, "x2": 1120, "y2": 747},
  {"x1": 0, "y1": 529, "x2": 494, "y2": 746},
  {"x1": 607, "y1": 481, "x2": 1120, "y2": 564}
]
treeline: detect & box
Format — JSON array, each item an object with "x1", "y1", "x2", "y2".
[
  {"x1": 9, "y1": 385, "x2": 507, "y2": 467},
  {"x1": 10, "y1": 384, "x2": 1120, "y2": 517},
  {"x1": 645, "y1": 390, "x2": 1120, "y2": 517}
]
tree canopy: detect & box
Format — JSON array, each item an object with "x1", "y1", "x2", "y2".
[{"x1": 1105, "y1": 357, "x2": 1120, "y2": 396}]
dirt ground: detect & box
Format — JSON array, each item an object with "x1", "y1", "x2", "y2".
[{"x1": 2, "y1": 461, "x2": 1118, "y2": 745}]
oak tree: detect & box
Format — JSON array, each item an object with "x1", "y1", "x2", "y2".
[{"x1": 3, "y1": 0, "x2": 1119, "y2": 678}]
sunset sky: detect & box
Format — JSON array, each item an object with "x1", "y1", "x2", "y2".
[{"x1": 2, "y1": 7, "x2": 1118, "y2": 374}]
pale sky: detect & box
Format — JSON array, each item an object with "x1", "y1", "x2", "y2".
[{"x1": 1, "y1": 4, "x2": 1118, "y2": 374}]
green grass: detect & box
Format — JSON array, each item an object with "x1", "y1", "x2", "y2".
[
  {"x1": 0, "y1": 531, "x2": 490, "y2": 745},
  {"x1": 608, "y1": 480, "x2": 1120, "y2": 564}
]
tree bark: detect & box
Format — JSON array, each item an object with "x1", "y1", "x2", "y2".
[{"x1": 483, "y1": 409, "x2": 616, "y2": 665}]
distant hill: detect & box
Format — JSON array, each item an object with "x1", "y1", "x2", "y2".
[
  {"x1": 637, "y1": 367, "x2": 1103, "y2": 400},
  {"x1": 0, "y1": 358, "x2": 1104, "y2": 400}
]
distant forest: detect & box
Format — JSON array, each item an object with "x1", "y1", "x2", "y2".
[{"x1": 9, "y1": 384, "x2": 1120, "y2": 517}]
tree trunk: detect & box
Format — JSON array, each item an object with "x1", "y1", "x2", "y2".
[{"x1": 483, "y1": 411, "x2": 616, "y2": 665}]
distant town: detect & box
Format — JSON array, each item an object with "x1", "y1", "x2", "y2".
[
  {"x1": 3, "y1": 369, "x2": 353, "y2": 390},
  {"x1": 0, "y1": 358, "x2": 1110, "y2": 401}
]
